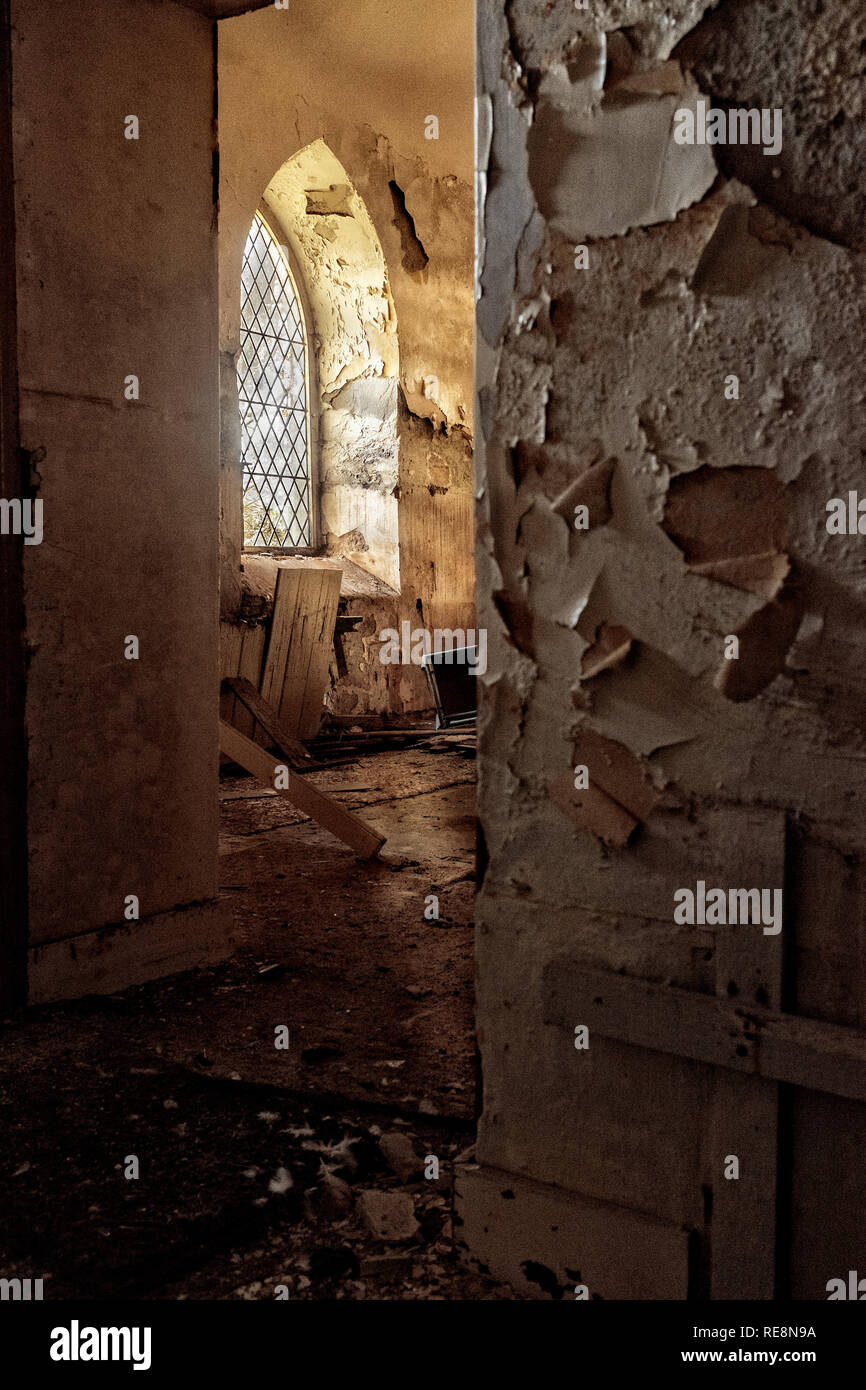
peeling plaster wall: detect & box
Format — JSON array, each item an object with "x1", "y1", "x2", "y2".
[
  {"x1": 12, "y1": 0, "x2": 223, "y2": 958},
  {"x1": 218, "y1": 1, "x2": 475, "y2": 718},
  {"x1": 470, "y1": 0, "x2": 866, "y2": 1298}
]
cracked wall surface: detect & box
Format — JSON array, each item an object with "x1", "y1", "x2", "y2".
[{"x1": 468, "y1": 0, "x2": 866, "y2": 1299}]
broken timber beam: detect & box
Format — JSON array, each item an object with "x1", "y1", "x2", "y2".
[
  {"x1": 219, "y1": 720, "x2": 385, "y2": 860},
  {"x1": 222, "y1": 676, "x2": 311, "y2": 769}
]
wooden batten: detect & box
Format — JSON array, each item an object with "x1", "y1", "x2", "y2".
[{"x1": 219, "y1": 719, "x2": 384, "y2": 859}]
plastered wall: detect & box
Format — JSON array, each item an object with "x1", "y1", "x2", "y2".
[
  {"x1": 467, "y1": 0, "x2": 866, "y2": 1298},
  {"x1": 218, "y1": 0, "x2": 476, "y2": 717},
  {"x1": 12, "y1": 0, "x2": 228, "y2": 990}
]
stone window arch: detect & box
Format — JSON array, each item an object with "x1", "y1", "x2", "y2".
[{"x1": 225, "y1": 139, "x2": 401, "y2": 592}]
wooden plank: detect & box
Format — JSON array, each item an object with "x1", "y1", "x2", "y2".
[
  {"x1": 223, "y1": 677, "x2": 311, "y2": 769},
  {"x1": 297, "y1": 565, "x2": 342, "y2": 739},
  {"x1": 709, "y1": 860, "x2": 785, "y2": 1299},
  {"x1": 543, "y1": 961, "x2": 866, "y2": 1103},
  {"x1": 456, "y1": 1162, "x2": 690, "y2": 1301},
  {"x1": 707, "y1": 1072, "x2": 778, "y2": 1298},
  {"x1": 28, "y1": 901, "x2": 234, "y2": 1005},
  {"x1": 218, "y1": 720, "x2": 385, "y2": 859},
  {"x1": 236, "y1": 623, "x2": 267, "y2": 739},
  {"x1": 275, "y1": 566, "x2": 325, "y2": 738},
  {"x1": 259, "y1": 564, "x2": 303, "y2": 714},
  {"x1": 219, "y1": 621, "x2": 244, "y2": 678},
  {"x1": 219, "y1": 622, "x2": 244, "y2": 725}
]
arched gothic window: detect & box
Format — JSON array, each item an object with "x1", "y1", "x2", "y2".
[{"x1": 238, "y1": 212, "x2": 313, "y2": 549}]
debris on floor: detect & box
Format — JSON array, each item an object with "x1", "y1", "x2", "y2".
[{"x1": 0, "y1": 745, "x2": 504, "y2": 1299}]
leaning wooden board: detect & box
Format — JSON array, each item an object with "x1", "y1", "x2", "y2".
[
  {"x1": 219, "y1": 623, "x2": 243, "y2": 725},
  {"x1": 219, "y1": 720, "x2": 384, "y2": 859},
  {"x1": 235, "y1": 623, "x2": 267, "y2": 739},
  {"x1": 297, "y1": 561, "x2": 343, "y2": 740},
  {"x1": 258, "y1": 560, "x2": 342, "y2": 745},
  {"x1": 260, "y1": 564, "x2": 304, "y2": 725},
  {"x1": 219, "y1": 620, "x2": 268, "y2": 742}
]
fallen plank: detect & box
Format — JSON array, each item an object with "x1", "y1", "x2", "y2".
[
  {"x1": 223, "y1": 677, "x2": 311, "y2": 769},
  {"x1": 218, "y1": 720, "x2": 385, "y2": 859}
]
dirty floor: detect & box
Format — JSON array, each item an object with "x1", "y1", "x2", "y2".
[{"x1": 0, "y1": 743, "x2": 514, "y2": 1299}]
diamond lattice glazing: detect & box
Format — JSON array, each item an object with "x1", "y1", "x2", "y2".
[{"x1": 238, "y1": 215, "x2": 311, "y2": 548}]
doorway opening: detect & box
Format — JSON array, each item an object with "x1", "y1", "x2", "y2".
[
  {"x1": 212, "y1": 0, "x2": 480, "y2": 1293},
  {"x1": 217, "y1": 130, "x2": 477, "y2": 1114}
]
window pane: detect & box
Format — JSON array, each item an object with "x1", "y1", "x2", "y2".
[{"x1": 239, "y1": 215, "x2": 311, "y2": 548}]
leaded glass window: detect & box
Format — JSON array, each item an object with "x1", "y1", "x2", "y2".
[{"x1": 238, "y1": 213, "x2": 312, "y2": 549}]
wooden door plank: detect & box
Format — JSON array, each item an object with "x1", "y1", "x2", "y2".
[
  {"x1": 240, "y1": 555, "x2": 280, "y2": 605},
  {"x1": 276, "y1": 566, "x2": 325, "y2": 738},
  {"x1": 219, "y1": 621, "x2": 243, "y2": 677},
  {"x1": 219, "y1": 720, "x2": 384, "y2": 859},
  {"x1": 707, "y1": 1072, "x2": 778, "y2": 1298},
  {"x1": 259, "y1": 564, "x2": 303, "y2": 713},
  {"x1": 298, "y1": 566, "x2": 342, "y2": 740},
  {"x1": 709, "y1": 830, "x2": 785, "y2": 1300},
  {"x1": 543, "y1": 961, "x2": 866, "y2": 1102}
]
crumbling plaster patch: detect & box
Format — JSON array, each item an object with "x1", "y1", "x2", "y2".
[
  {"x1": 528, "y1": 70, "x2": 717, "y2": 239},
  {"x1": 503, "y1": 0, "x2": 722, "y2": 70},
  {"x1": 677, "y1": 0, "x2": 866, "y2": 250}
]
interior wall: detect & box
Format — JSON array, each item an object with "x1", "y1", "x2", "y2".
[
  {"x1": 218, "y1": 0, "x2": 475, "y2": 718},
  {"x1": 12, "y1": 0, "x2": 229, "y2": 995},
  {"x1": 468, "y1": 0, "x2": 866, "y2": 1298}
]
